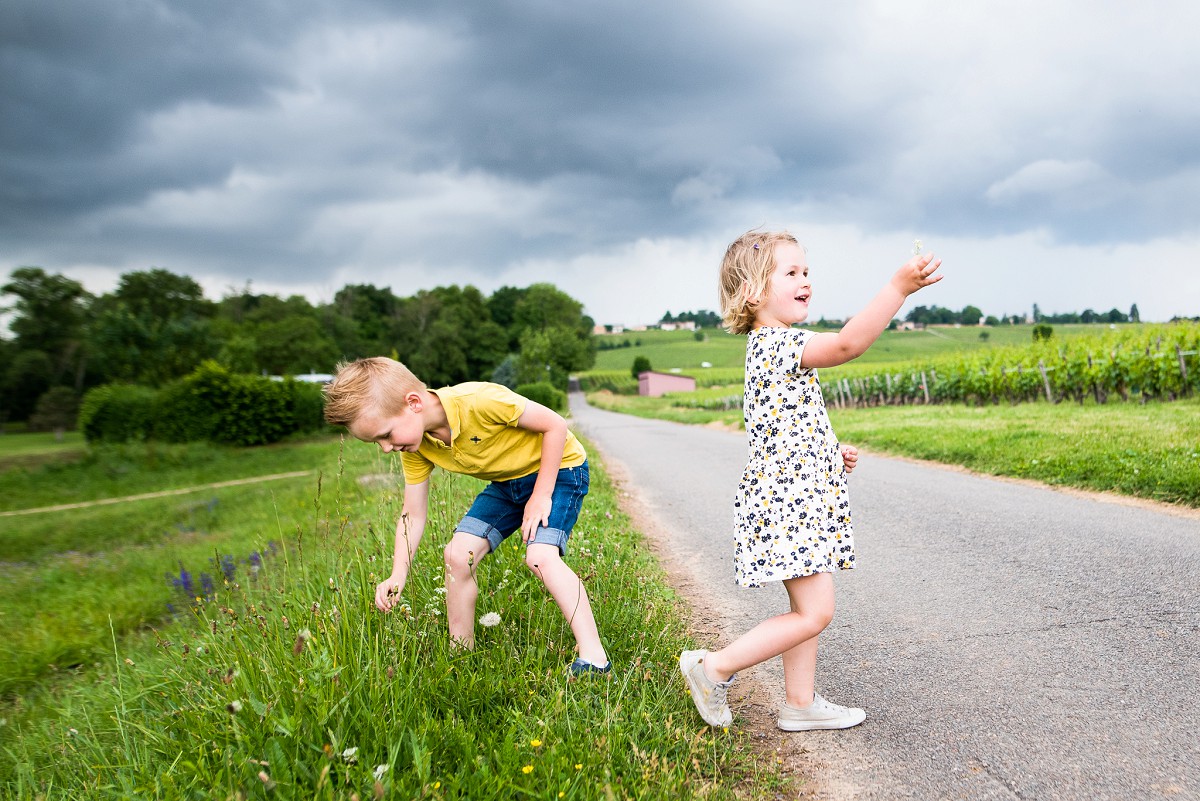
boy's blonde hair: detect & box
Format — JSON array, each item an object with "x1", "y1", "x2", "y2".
[
  {"x1": 322, "y1": 357, "x2": 427, "y2": 426},
  {"x1": 717, "y1": 229, "x2": 801, "y2": 335}
]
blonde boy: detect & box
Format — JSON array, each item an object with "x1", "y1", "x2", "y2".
[{"x1": 323, "y1": 357, "x2": 609, "y2": 673}]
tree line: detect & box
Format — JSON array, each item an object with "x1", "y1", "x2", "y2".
[
  {"x1": 654, "y1": 304, "x2": 1146, "y2": 330},
  {"x1": 905, "y1": 303, "x2": 1142, "y2": 327},
  {"x1": 0, "y1": 267, "x2": 596, "y2": 428}
]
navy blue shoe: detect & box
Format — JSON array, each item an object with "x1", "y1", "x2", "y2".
[{"x1": 569, "y1": 658, "x2": 612, "y2": 676}]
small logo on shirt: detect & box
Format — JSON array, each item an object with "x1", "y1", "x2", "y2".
[{"x1": 469, "y1": 436, "x2": 482, "y2": 444}]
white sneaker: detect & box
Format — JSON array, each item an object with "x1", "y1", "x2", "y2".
[
  {"x1": 776, "y1": 692, "x2": 866, "y2": 731},
  {"x1": 679, "y1": 649, "x2": 733, "y2": 727}
]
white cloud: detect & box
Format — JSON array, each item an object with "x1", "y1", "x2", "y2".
[{"x1": 985, "y1": 160, "x2": 1115, "y2": 205}]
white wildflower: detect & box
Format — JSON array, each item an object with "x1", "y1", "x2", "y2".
[
  {"x1": 342, "y1": 746, "x2": 358, "y2": 763},
  {"x1": 374, "y1": 764, "x2": 390, "y2": 781},
  {"x1": 479, "y1": 612, "x2": 502, "y2": 628},
  {"x1": 227, "y1": 700, "x2": 243, "y2": 714}
]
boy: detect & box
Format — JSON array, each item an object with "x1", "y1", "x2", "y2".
[{"x1": 323, "y1": 357, "x2": 610, "y2": 674}]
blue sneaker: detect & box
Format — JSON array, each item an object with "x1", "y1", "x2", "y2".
[{"x1": 569, "y1": 658, "x2": 612, "y2": 676}]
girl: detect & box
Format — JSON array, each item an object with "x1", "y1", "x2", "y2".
[{"x1": 680, "y1": 230, "x2": 942, "y2": 730}]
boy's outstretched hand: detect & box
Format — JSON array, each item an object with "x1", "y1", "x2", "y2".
[
  {"x1": 891, "y1": 252, "x2": 943, "y2": 297},
  {"x1": 375, "y1": 576, "x2": 405, "y2": 612}
]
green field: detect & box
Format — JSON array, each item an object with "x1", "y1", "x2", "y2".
[
  {"x1": 1, "y1": 433, "x2": 785, "y2": 799},
  {"x1": 591, "y1": 323, "x2": 1119, "y2": 374},
  {"x1": 584, "y1": 391, "x2": 1200, "y2": 509}
]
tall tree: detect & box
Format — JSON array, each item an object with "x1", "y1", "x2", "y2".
[
  {"x1": 510, "y1": 284, "x2": 596, "y2": 389},
  {"x1": 391, "y1": 286, "x2": 507, "y2": 386},
  {"x1": 487, "y1": 285, "x2": 528, "y2": 351},
  {"x1": 330, "y1": 283, "x2": 401, "y2": 357},
  {"x1": 1, "y1": 267, "x2": 92, "y2": 400},
  {"x1": 90, "y1": 269, "x2": 216, "y2": 385}
]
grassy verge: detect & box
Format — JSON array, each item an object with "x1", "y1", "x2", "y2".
[
  {"x1": 0, "y1": 431, "x2": 86, "y2": 470},
  {"x1": 585, "y1": 391, "x2": 1200, "y2": 508},
  {"x1": 1, "y1": 437, "x2": 786, "y2": 800},
  {"x1": 0, "y1": 437, "x2": 370, "y2": 696},
  {"x1": 829, "y1": 401, "x2": 1200, "y2": 506}
]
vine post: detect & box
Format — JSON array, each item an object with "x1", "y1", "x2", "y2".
[{"x1": 1037, "y1": 360, "x2": 1054, "y2": 403}]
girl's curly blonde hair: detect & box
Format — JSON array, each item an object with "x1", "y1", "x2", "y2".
[
  {"x1": 322, "y1": 357, "x2": 426, "y2": 427},
  {"x1": 717, "y1": 229, "x2": 801, "y2": 334}
]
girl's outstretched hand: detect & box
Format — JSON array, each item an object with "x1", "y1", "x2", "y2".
[{"x1": 891, "y1": 252, "x2": 943, "y2": 296}]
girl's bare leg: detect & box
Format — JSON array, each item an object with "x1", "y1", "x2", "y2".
[{"x1": 703, "y1": 572, "x2": 835, "y2": 683}]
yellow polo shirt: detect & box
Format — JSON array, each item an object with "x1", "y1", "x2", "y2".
[{"x1": 399, "y1": 382, "x2": 586, "y2": 485}]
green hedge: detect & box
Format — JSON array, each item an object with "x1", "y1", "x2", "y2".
[
  {"x1": 514, "y1": 381, "x2": 567, "y2": 412},
  {"x1": 81, "y1": 362, "x2": 328, "y2": 445},
  {"x1": 78, "y1": 384, "x2": 158, "y2": 442}
]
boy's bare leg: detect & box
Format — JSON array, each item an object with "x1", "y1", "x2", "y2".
[
  {"x1": 525, "y1": 543, "x2": 608, "y2": 665},
  {"x1": 444, "y1": 531, "x2": 490, "y2": 649}
]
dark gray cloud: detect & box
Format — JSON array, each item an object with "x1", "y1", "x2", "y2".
[{"x1": 2, "y1": 1, "x2": 1198, "y2": 324}]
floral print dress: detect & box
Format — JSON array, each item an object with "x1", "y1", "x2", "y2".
[{"x1": 733, "y1": 326, "x2": 855, "y2": 587}]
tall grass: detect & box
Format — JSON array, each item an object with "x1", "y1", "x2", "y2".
[{"x1": 1, "y1": 438, "x2": 785, "y2": 799}]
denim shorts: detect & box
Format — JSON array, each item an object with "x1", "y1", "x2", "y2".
[{"x1": 456, "y1": 461, "x2": 590, "y2": 556}]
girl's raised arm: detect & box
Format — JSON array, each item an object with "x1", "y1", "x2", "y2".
[{"x1": 800, "y1": 253, "x2": 942, "y2": 369}]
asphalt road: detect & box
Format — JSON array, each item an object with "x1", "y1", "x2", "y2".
[{"x1": 569, "y1": 393, "x2": 1200, "y2": 801}]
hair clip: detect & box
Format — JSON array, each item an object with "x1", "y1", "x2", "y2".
[{"x1": 752, "y1": 243, "x2": 759, "y2": 250}]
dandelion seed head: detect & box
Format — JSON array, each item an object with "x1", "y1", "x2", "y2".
[
  {"x1": 227, "y1": 700, "x2": 243, "y2": 714},
  {"x1": 912, "y1": 238, "x2": 923, "y2": 255},
  {"x1": 479, "y1": 612, "x2": 502, "y2": 628}
]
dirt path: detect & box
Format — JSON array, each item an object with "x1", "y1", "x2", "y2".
[{"x1": 0, "y1": 470, "x2": 315, "y2": 517}]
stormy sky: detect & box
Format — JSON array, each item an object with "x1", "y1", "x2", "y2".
[{"x1": 3, "y1": 1, "x2": 1198, "y2": 327}]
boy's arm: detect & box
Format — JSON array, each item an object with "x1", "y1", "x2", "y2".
[
  {"x1": 801, "y1": 253, "x2": 943, "y2": 369},
  {"x1": 375, "y1": 479, "x2": 429, "y2": 612},
  {"x1": 514, "y1": 399, "x2": 569, "y2": 543}
]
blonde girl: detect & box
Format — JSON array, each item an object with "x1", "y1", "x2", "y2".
[{"x1": 680, "y1": 230, "x2": 942, "y2": 730}]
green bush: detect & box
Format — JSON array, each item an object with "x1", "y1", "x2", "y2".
[
  {"x1": 78, "y1": 384, "x2": 158, "y2": 443},
  {"x1": 288, "y1": 379, "x2": 328, "y2": 434},
  {"x1": 155, "y1": 370, "x2": 222, "y2": 443},
  {"x1": 631, "y1": 355, "x2": 651, "y2": 378},
  {"x1": 28, "y1": 386, "x2": 80, "y2": 433},
  {"x1": 80, "y1": 364, "x2": 328, "y2": 446},
  {"x1": 157, "y1": 362, "x2": 319, "y2": 446},
  {"x1": 514, "y1": 381, "x2": 567, "y2": 412}
]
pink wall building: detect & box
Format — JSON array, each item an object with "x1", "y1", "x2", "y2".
[{"x1": 637, "y1": 371, "x2": 697, "y2": 397}]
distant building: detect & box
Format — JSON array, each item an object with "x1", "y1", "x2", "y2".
[
  {"x1": 657, "y1": 321, "x2": 696, "y2": 331},
  {"x1": 638, "y1": 371, "x2": 696, "y2": 397},
  {"x1": 269, "y1": 373, "x2": 334, "y2": 384}
]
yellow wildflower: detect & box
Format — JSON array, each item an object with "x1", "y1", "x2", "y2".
[{"x1": 522, "y1": 764, "x2": 533, "y2": 774}]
